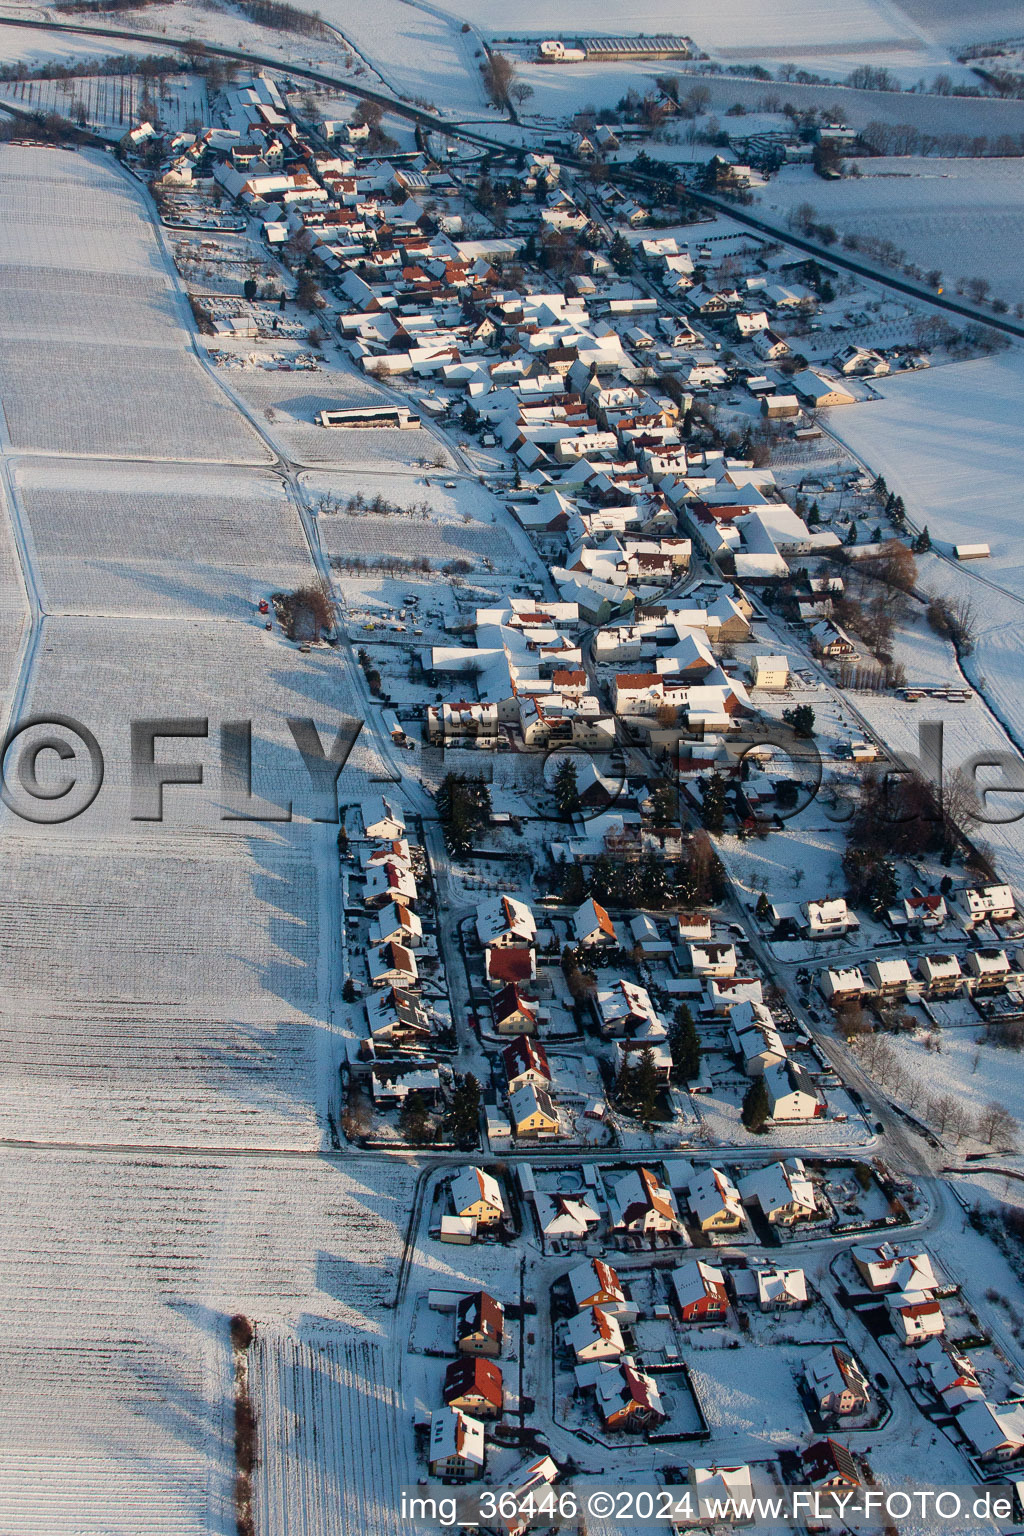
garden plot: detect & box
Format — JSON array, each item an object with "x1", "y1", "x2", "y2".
[
  {"x1": 15, "y1": 460, "x2": 313, "y2": 619},
  {"x1": 308, "y1": 467, "x2": 520, "y2": 574},
  {"x1": 0, "y1": 1147, "x2": 414, "y2": 1536},
  {"x1": 0, "y1": 72, "x2": 209, "y2": 137},
  {"x1": 687, "y1": 1343, "x2": 811, "y2": 1446},
  {"x1": 9, "y1": 616, "x2": 381, "y2": 825},
  {"x1": 760, "y1": 159, "x2": 1024, "y2": 308}
]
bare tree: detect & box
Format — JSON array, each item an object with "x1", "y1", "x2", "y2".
[
  {"x1": 977, "y1": 1100, "x2": 1017, "y2": 1150},
  {"x1": 929, "y1": 1094, "x2": 956, "y2": 1136}
]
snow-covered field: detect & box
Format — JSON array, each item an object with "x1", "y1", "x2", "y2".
[
  {"x1": 0, "y1": 141, "x2": 414, "y2": 1535},
  {"x1": 0, "y1": 1148, "x2": 415, "y2": 1536},
  {"x1": 15, "y1": 460, "x2": 312, "y2": 618},
  {"x1": 825, "y1": 352, "x2": 1024, "y2": 882},
  {"x1": 760, "y1": 160, "x2": 1024, "y2": 307},
  {"x1": 223, "y1": 365, "x2": 456, "y2": 467}
]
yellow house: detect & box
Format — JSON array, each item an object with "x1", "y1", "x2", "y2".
[
  {"x1": 509, "y1": 1083, "x2": 560, "y2": 1138},
  {"x1": 451, "y1": 1166, "x2": 506, "y2": 1224}
]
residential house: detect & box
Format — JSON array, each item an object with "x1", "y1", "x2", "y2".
[
  {"x1": 752, "y1": 654, "x2": 789, "y2": 690},
  {"x1": 368, "y1": 941, "x2": 419, "y2": 988},
  {"x1": 792, "y1": 370, "x2": 856, "y2": 408},
  {"x1": 852, "y1": 1243, "x2": 937, "y2": 1294},
  {"x1": 738, "y1": 1158, "x2": 817, "y2": 1226},
  {"x1": 888, "y1": 1291, "x2": 945, "y2": 1345},
  {"x1": 451, "y1": 1167, "x2": 506, "y2": 1226},
  {"x1": 958, "y1": 1400, "x2": 1024, "y2": 1463},
  {"x1": 567, "y1": 1304, "x2": 626, "y2": 1362},
  {"x1": 804, "y1": 898, "x2": 858, "y2": 938},
  {"x1": 534, "y1": 1192, "x2": 601, "y2": 1241},
  {"x1": 805, "y1": 1345, "x2": 871, "y2": 1416},
  {"x1": 573, "y1": 896, "x2": 619, "y2": 948},
  {"x1": 904, "y1": 893, "x2": 947, "y2": 929},
  {"x1": 801, "y1": 1439, "x2": 862, "y2": 1489},
  {"x1": 363, "y1": 860, "x2": 418, "y2": 909},
  {"x1": 509, "y1": 1082, "x2": 561, "y2": 1138},
  {"x1": 764, "y1": 1061, "x2": 823, "y2": 1121},
  {"x1": 503, "y1": 1035, "x2": 552, "y2": 1094},
  {"x1": 486, "y1": 945, "x2": 538, "y2": 990},
  {"x1": 865, "y1": 957, "x2": 913, "y2": 997},
  {"x1": 428, "y1": 1407, "x2": 485, "y2": 1480},
  {"x1": 597, "y1": 979, "x2": 663, "y2": 1038},
  {"x1": 443, "y1": 1356, "x2": 504, "y2": 1419},
  {"x1": 917, "y1": 952, "x2": 963, "y2": 996},
  {"x1": 492, "y1": 983, "x2": 540, "y2": 1035},
  {"x1": 372, "y1": 900, "x2": 423, "y2": 949},
  {"x1": 568, "y1": 1257, "x2": 627, "y2": 1311},
  {"x1": 689, "y1": 1465, "x2": 755, "y2": 1523},
  {"x1": 677, "y1": 913, "x2": 713, "y2": 944},
  {"x1": 364, "y1": 987, "x2": 433, "y2": 1052},
  {"x1": 821, "y1": 967, "x2": 866, "y2": 1004},
  {"x1": 594, "y1": 1361, "x2": 666, "y2": 1432},
  {"x1": 756, "y1": 1266, "x2": 808, "y2": 1311},
  {"x1": 966, "y1": 948, "x2": 1012, "y2": 991},
  {"x1": 456, "y1": 1290, "x2": 505, "y2": 1357},
  {"x1": 607, "y1": 1166, "x2": 683, "y2": 1235},
  {"x1": 688, "y1": 1167, "x2": 744, "y2": 1233},
  {"x1": 688, "y1": 942, "x2": 737, "y2": 978},
  {"x1": 361, "y1": 794, "x2": 406, "y2": 840},
  {"x1": 752, "y1": 328, "x2": 790, "y2": 361},
  {"x1": 476, "y1": 894, "x2": 537, "y2": 949},
  {"x1": 728, "y1": 1000, "x2": 787, "y2": 1076},
  {"x1": 960, "y1": 883, "x2": 1016, "y2": 928},
  {"x1": 671, "y1": 1259, "x2": 729, "y2": 1322}
]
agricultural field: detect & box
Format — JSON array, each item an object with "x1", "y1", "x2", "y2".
[
  {"x1": 15, "y1": 460, "x2": 313, "y2": 619},
  {"x1": 760, "y1": 159, "x2": 1024, "y2": 308},
  {"x1": 0, "y1": 1148, "x2": 415, "y2": 1536},
  {"x1": 225, "y1": 366, "x2": 456, "y2": 467},
  {"x1": 254, "y1": 1332, "x2": 417, "y2": 1536},
  {"x1": 292, "y1": 0, "x2": 491, "y2": 116}
]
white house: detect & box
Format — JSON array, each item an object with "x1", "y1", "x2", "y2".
[
  {"x1": 765, "y1": 1061, "x2": 823, "y2": 1121},
  {"x1": 888, "y1": 1291, "x2": 945, "y2": 1345},
  {"x1": 804, "y1": 1345, "x2": 871, "y2": 1415},
  {"x1": 566, "y1": 1304, "x2": 625, "y2": 1362},
  {"x1": 361, "y1": 794, "x2": 406, "y2": 841},
  {"x1": 688, "y1": 942, "x2": 737, "y2": 978},
  {"x1": 804, "y1": 898, "x2": 858, "y2": 938},
  {"x1": 756, "y1": 1266, "x2": 807, "y2": 1310},
  {"x1": 607, "y1": 1166, "x2": 683, "y2": 1234},
  {"x1": 476, "y1": 894, "x2": 537, "y2": 949},
  {"x1": 573, "y1": 896, "x2": 619, "y2": 947},
  {"x1": 534, "y1": 1192, "x2": 600, "y2": 1240},
  {"x1": 958, "y1": 1400, "x2": 1024, "y2": 1463},
  {"x1": 821, "y1": 967, "x2": 866, "y2": 1003},
  {"x1": 865, "y1": 957, "x2": 913, "y2": 996},
  {"x1": 959, "y1": 883, "x2": 1015, "y2": 927},
  {"x1": 429, "y1": 1407, "x2": 485, "y2": 1479}
]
